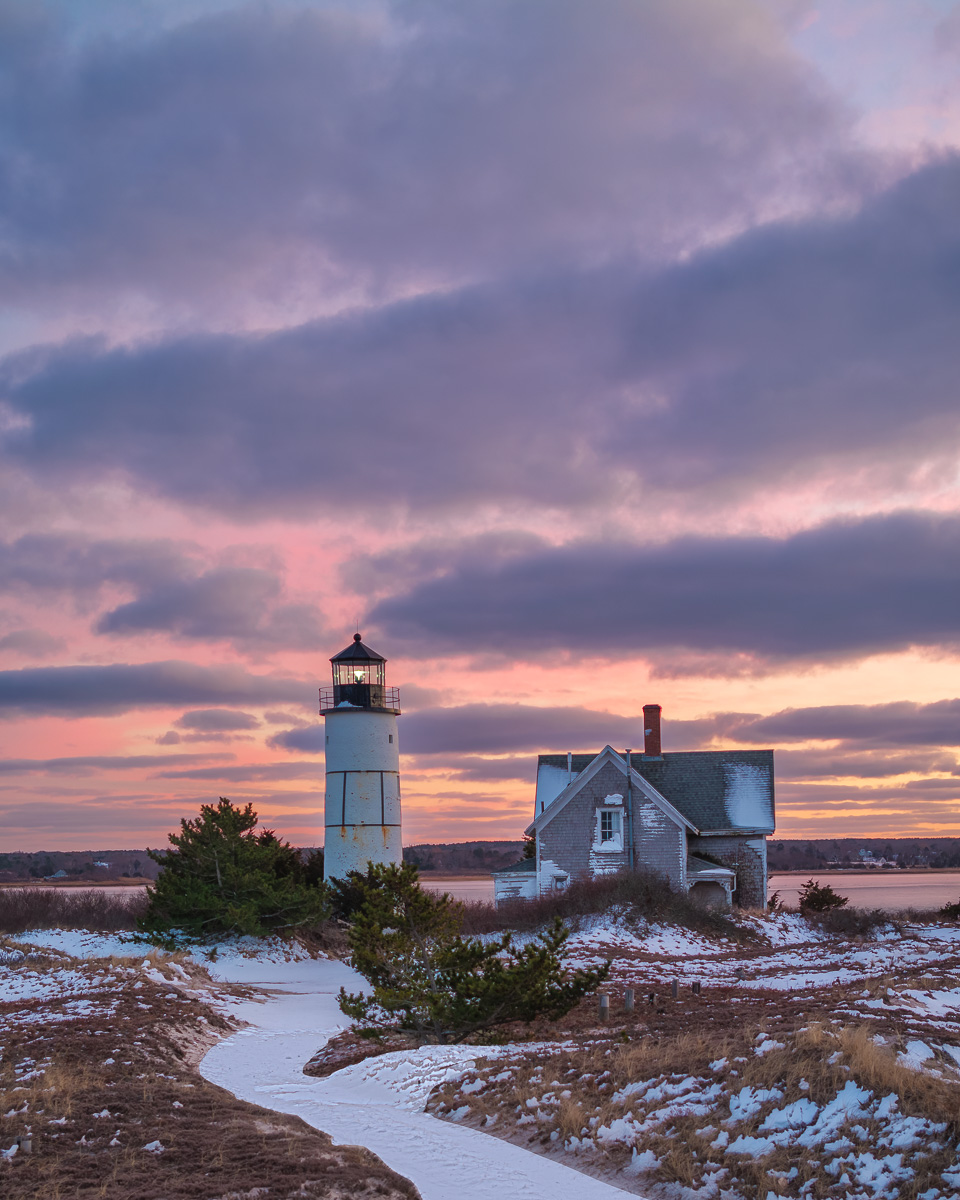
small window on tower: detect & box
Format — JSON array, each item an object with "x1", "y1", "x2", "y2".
[{"x1": 388, "y1": 734, "x2": 393, "y2": 743}]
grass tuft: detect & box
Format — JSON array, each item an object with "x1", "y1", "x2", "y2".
[
  {"x1": 0, "y1": 886, "x2": 149, "y2": 934},
  {"x1": 458, "y1": 869, "x2": 753, "y2": 941}
]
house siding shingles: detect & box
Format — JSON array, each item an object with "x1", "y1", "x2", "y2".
[
  {"x1": 687, "y1": 833, "x2": 768, "y2": 908},
  {"x1": 538, "y1": 762, "x2": 627, "y2": 885},
  {"x1": 631, "y1": 792, "x2": 686, "y2": 888}
]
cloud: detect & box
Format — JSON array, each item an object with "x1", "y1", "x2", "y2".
[
  {"x1": 97, "y1": 566, "x2": 326, "y2": 650},
  {"x1": 0, "y1": 534, "x2": 190, "y2": 603},
  {"x1": 367, "y1": 510, "x2": 960, "y2": 669},
  {"x1": 0, "y1": 628, "x2": 65, "y2": 657},
  {"x1": 270, "y1": 702, "x2": 663, "y2": 758},
  {"x1": 401, "y1": 703, "x2": 644, "y2": 755},
  {"x1": 0, "y1": 0, "x2": 854, "y2": 317},
  {"x1": 269, "y1": 725, "x2": 324, "y2": 754},
  {"x1": 0, "y1": 753, "x2": 232, "y2": 775},
  {"x1": 154, "y1": 761, "x2": 320, "y2": 782},
  {"x1": 173, "y1": 708, "x2": 260, "y2": 732},
  {"x1": 0, "y1": 535, "x2": 326, "y2": 651},
  {"x1": 773, "y1": 747, "x2": 959, "y2": 779},
  {"x1": 10, "y1": 154, "x2": 960, "y2": 517},
  {"x1": 430, "y1": 756, "x2": 537, "y2": 784},
  {"x1": 729, "y1": 698, "x2": 960, "y2": 747},
  {"x1": 263, "y1": 710, "x2": 310, "y2": 727},
  {"x1": 0, "y1": 0, "x2": 909, "y2": 520},
  {"x1": 0, "y1": 661, "x2": 311, "y2": 716}
]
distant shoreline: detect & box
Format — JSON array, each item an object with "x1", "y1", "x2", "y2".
[
  {"x1": 769, "y1": 868, "x2": 960, "y2": 876},
  {"x1": 0, "y1": 879, "x2": 151, "y2": 889}
]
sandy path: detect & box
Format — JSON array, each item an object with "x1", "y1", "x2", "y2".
[{"x1": 199, "y1": 957, "x2": 630, "y2": 1200}]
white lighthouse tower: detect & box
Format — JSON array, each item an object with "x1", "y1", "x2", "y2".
[{"x1": 321, "y1": 633, "x2": 403, "y2": 881}]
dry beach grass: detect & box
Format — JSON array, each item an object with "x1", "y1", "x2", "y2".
[
  {"x1": 0, "y1": 888, "x2": 148, "y2": 935},
  {"x1": 423, "y1": 910, "x2": 960, "y2": 1199},
  {"x1": 0, "y1": 937, "x2": 420, "y2": 1200},
  {"x1": 429, "y1": 1016, "x2": 960, "y2": 1198}
]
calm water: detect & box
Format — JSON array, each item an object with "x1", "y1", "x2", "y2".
[
  {"x1": 422, "y1": 872, "x2": 960, "y2": 912},
  {"x1": 9, "y1": 872, "x2": 960, "y2": 914},
  {"x1": 768, "y1": 872, "x2": 960, "y2": 912},
  {"x1": 421, "y1": 876, "x2": 496, "y2": 902}
]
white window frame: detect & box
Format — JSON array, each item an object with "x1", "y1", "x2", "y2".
[{"x1": 593, "y1": 807, "x2": 623, "y2": 852}]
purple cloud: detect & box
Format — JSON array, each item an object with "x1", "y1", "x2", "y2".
[
  {"x1": 0, "y1": 0, "x2": 855, "y2": 314},
  {"x1": 0, "y1": 661, "x2": 311, "y2": 716},
  {"x1": 4, "y1": 155, "x2": 958, "y2": 517},
  {"x1": 366, "y1": 510, "x2": 960, "y2": 668}
]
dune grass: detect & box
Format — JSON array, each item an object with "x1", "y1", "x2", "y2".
[
  {"x1": 0, "y1": 886, "x2": 149, "y2": 934},
  {"x1": 457, "y1": 869, "x2": 754, "y2": 941}
]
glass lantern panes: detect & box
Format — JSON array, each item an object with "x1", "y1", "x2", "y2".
[{"x1": 333, "y1": 660, "x2": 385, "y2": 687}]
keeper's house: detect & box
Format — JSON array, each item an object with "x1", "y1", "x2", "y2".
[{"x1": 492, "y1": 705, "x2": 775, "y2": 910}]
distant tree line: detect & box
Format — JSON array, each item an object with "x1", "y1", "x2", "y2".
[{"x1": 767, "y1": 838, "x2": 960, "y2": 871}]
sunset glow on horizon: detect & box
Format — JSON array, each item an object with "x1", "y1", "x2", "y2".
[{"x1": 2, "y1": 0, "x2": 960, "y2": 851}]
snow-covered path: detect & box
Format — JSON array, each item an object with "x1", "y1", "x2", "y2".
[{"x1": 199, "y1": 957, "x2": 630, "y2": 1200}]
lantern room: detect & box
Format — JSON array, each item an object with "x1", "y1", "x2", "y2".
[{"x1": 320, "y1": 633, "x2": 400, "y2": 713}]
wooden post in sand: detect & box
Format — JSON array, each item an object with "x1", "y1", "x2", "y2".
[
  {"x1": 624, "y1": 988, "x2": 635, "y2": 1012},
  {"x1": 599, "y1": 993, "x2": 610, "y2": 1022}
]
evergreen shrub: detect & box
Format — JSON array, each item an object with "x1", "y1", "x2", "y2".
[
  {"x1": 337, "y1": 862, "x2": 609, "y2": 1043},
  {"x1": 139, "y1": 798, "x2": 328, "y2": 942}
]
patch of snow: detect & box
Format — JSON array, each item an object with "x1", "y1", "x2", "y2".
[
  {"x1": 625, "y1": 1147, "x2": 659, "y2": 1175},
  {"x1": 727, "y1": 1086, "x2": 783, "y2": 1123},
  {"x1": 759, "y1": 1098, "x2": 819, "y2": 1131},
  {"x1": 199, "y1": 958, "x2": 625, "y2": 1200},
  {"x1": 897, "y1": 1040, "x2": 935, "y2": 1070},
  {"x1": 723, "y1": 762, "x2": 773, "y2": 830}
]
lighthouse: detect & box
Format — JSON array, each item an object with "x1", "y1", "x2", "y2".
[{"x1": 321, "y1": 634, "x2": 403, "y2": 881}]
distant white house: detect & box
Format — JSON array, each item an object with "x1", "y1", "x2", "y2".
[{"x1": 492, "y1": 705, "x2": 775, "y2": 909}]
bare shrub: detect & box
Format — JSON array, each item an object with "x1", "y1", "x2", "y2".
[
  {"x1": 458, "y1": 869, "x2": 752, "y2": 941},
  {"x1": 0, "y1": 886, "x2": 149, "y2": 934},
  {"x1": 805, "y1": 905, "x2": 894, "y2": 937}
]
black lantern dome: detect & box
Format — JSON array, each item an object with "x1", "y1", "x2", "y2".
[{"x1": 321, "y1": 634, "x2": 400, "y2": 713}]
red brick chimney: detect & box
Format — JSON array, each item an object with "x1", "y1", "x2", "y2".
[{"x1": 643, "y1": 704, "x2": 662, "y2": 757}]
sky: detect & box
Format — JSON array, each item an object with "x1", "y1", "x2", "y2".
[{"x1": 2, "y1": 0, "x2": 960, "y2": 852}]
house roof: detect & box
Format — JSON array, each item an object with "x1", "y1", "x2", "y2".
[
  {"x1": 529, "y1": 745, "x2": 697, "y2": 837},
  {"x1": 687, "y1": 854, "x2": 736, "y2": 879},
  {"x1": 537, "y1": 748, "x2": 775, "y2": 834},
  {"x1": 490, "y1": 857, "x2": 537, "y2": 875}
]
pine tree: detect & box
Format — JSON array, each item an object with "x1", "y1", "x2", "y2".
[
  {"x1": 337, "y1": 862, "x2": 609, "y2": 1044},
  {"x1": 797, "y1": 878, "x2": 848, "y2": 914},
  {"x1": 139, "y1": 798, "x2": 328, "y2": 941}
]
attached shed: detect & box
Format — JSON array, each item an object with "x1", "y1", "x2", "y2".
[{"x1": 491, "y1": 857, "x2": 538, "y2": 904}]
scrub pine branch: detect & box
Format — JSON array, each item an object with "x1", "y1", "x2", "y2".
[{"x1": 337, "y1": 862, "x2": 609, "y2": 1044}]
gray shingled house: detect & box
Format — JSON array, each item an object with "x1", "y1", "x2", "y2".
[{"x1": 492, "y1": 705, "x2": 775, "y2": 909}]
